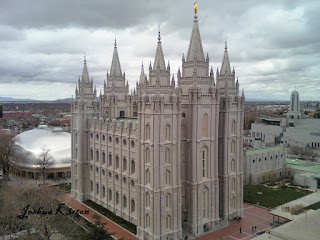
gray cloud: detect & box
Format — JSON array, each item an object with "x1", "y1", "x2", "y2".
[{"x1": 0, "y1": 0, "x2": 319, "y2": 100}]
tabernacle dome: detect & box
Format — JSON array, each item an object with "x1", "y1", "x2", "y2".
[{"x1": 11, "y1": 125, "x2": 71, "y2": 180}]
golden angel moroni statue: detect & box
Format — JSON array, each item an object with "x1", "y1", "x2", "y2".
[{"x1": 194, "y1": 1, "x2": 198, "y2": 15}]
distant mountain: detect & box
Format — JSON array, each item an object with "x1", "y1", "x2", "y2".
[
  {"x1": 0, "y1": 96, "x2": 72, "y2": 103},
  {"x1": 0, "y1": 96, "x2": 38, "y2": 102}
]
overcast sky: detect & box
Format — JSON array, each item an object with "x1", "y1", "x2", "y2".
[{"x1": 0, "y1": 0, "x2": 319, "y2": 101}]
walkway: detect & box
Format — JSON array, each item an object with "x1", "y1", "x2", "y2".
[
  {"x1": 270, "y1": 192, "x2": 320, "y2": 220},
  {"x1": 58, "y1": 193, "x2": 138, "y2": 240},
  {"x1": 198, "y1": 203, "x2": 274, "y2": 240}
]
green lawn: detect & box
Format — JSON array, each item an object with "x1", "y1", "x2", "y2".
[
  {"x1": 304, "y1": 201, "x2": 320, "y2": 211},
  {"x1": 244, "y1": 185, "x2": 310, "y2": 208}
]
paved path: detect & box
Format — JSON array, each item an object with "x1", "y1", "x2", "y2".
[
  {"x1": 270, "y1": 192, "x2": 320, "y2": 220},
  {"x1": 58, "y1": 193, "x2": 138, "y2": 240},
  {"x1": 198, "y1": 203, "x2": 275, "y2": 240}
]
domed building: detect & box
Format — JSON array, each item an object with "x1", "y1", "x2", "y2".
[{"x1": 11, "y1": 125, "x2": 71, "y2": 181}]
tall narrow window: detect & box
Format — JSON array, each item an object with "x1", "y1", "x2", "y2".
[
  {"x1": 202, "y1": 147, "x2": 208, "y2": 178},
  {"x1": 96, "y1": 183, "x2": 99, "y2": 195},
  {"x1": 145, "y1": 148, "x2": 150, "y2": 163},
  {"x1": 231, "y1": 159, "x2": 236, "y2": 172},
  {"x1": 146, "y1": 213, "x2": 150, "y2": 228},
  {"x1": 166, "y1": 193, "x2": 171, "y2": 208},
  {"x1": 91, "y1": 181, "x2": 93, "y2": 192},
  {"x1": 96, "y1": 151, "x2": 99, "y2": 162},
  {"x1": 231, "y1": 141, "x2": 235, "y2": 153},
  {"x1": 165, "y1": 125, "x2": 170, "y2": 140},
  {"x1": 123, "y1": 195, "x2": 127, "y2": 208},
  {"x1": 116, "y1": 192, "x2": 119, "y2": 205},
  {"x1": 108, "y1": 189, "x2": 112, "y2": 201},
  {"x1": 116, "y1": 156, "x2": 119, "y2": 169},
  {"x1": 102, "y1": 186, "x2": 105, "y2": 198},
  {"x1": 91, "y1": 149, "x2": 93, "y2": 160},
  {"x1": 203, "y1": 188, "x2": 209, "y2": 218},
  {"x1": 123, "y1": 157, "x2": 127, "y2": 171},
  {"x1": 109, "y1": 154, "x2": 112, "y2": 166},
  {"x1": 146, "y1": 124, "x2": 150, "y2": 140},
  {"x1": 131, "y1": 199, "x2": 135, "y2": 213},
  {"x1": 232, "y1": 120, "x2": 236, "y2": 134},
  {"x1": 102, "y1": 152, "x2": 105, "y2": 164},
  {"x1": 232, "y1": 178, "x2": 236, "y2": 191},
  {"x1": 202, "y1": 114, "x2": 208, "y2": 137},
  {"x1": 131, "y1": 160, "x2": 135, "y2": 174},
  {"x1": 232, "y1": 196, "x2": 236, "y2": 209},
  {"x1": 146, "y1": 192, "x2": 150, "y2": 207},
  {"x1": 165, "y1": 148, "x2": 170, "y2": 164},
  {"x1": 146, "y1": 170, "x2": 151, "y2": 184},
  {"x1": 166, "y1": 215, "x2": 171, "y2": 229},
  {"x1": 165, "y1": 170, "x2": 171, "y2": 185}
]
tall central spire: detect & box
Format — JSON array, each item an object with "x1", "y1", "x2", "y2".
[
  {"x1": 81, "y1": 53, "x2": 90, "y2": 83},
  {"x1": 186, "y1": 15, "x2": 205, "y2": 62},
  {"x1": 110, "y1": 38, "x2": 122, "y2": 77},
  {"x1": 153, "y1": 29, "x2": 166, "y2": 70},
  {"x1": 220, "y1": 42, "x2": 231, "y2": 74}
]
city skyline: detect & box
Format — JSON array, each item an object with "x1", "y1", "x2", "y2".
[{"x1": 0, "y1": 0, "x2": 319, "y2": 101}]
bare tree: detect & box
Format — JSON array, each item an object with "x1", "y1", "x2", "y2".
[
  {"x1": 36, "y1": 147, "x2": 54, "y2": 184},
  {"x1": 0, "y1": 130, "x2": 19, "y2": 181}
]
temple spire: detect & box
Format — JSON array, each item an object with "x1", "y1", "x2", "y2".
[
  {"x1": 220, "y1": 42, "x2": 232, "y2": 75},
  {"x1": 110, "y1": 37, "x2": 122, "y2": 77},
  {"x1": 153, "y1": 29, "x2": 166, "y2": 70},
  {"x1": 81, "y1": 54, "x2": 90, "y2": 83},
  {"x1": 139, "y1": 61, "x2": 145, "y2": 83},
  {"x1": 186, "y1": 12, "x2": 205, "y2": 62}
]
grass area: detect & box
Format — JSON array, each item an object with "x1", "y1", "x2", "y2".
[
  {"x1": 304, "y1": 201, "x2": 320, "y2": 211},
  {"x1": 84, "y1": 199, "x2": 137, "y2": 235},
  {"x1": 55, "y1": 183, "x2": 71, "y2": 192},
  {"x1": 244, "y1": 185, "x2": 311, "y2": 208}
]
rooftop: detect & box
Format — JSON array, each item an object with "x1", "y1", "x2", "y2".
[
  {"x1": 286, "y1": 158, "x2": 320, "y2": 174},
  {"x1": 246, "y1": 146, "x2": 284, "y2": 155}
]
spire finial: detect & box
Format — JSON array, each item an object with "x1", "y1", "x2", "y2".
[
  {"x1": 84, "y1": 52, "x2": 86, "y2": 63},
  {"x1": 114, "y1": 35, "x2": 117, "y2": 47},
  {"x1": 194, "y1": 1, "x2": 198, "y2": 15},
  {"x1": 158, "y1": 25, "x2": 161, "y2": 42},
  {"x1": 225, "y1": 41, "x2": 227, "y2": 51}
]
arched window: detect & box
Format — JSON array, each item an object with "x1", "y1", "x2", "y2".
[
  {"x1": 145, "y1": 148, "x2": 150, "y2": 163},
  {"x1": 231, "y1": 159, "x2": 236, "y2": 172},
  {"x1": 165, "y1": 125, "x2": 170, "y2": 140},
  {"x1": 116, "y1": 156, "x2": 119, "y2": 169},
  {"x1": 232, "y1": 178, "x2": 236, "y2": 191},
  {"x1": 202, "y1": 114, "x2": 208, "y2": 137},
  {"x1": 166, "y1": 193, "x2": 171, "y2": 208},
  {"x1": 90, "y1": 181, "x2": 93, "y2": 192},
  {"x1": 91, "y1": 149, "x2": 93, "y2": 160},
  {"x1": 102, "y1": 186, "x2": 105, "y2": 198},
  {"x1": 166, "y1": 215, "x2": 171, "y2": 229},
  {"x1": 202, "y1": 147, "x2": 208, "y2": 178},
  {"x1": 146, "y1": 124, "x2": 150, "y2": 140},
  {"x1": 108, "y1": 189, "x2": 112, "y2": 201},
  {"x1": 131, "y1": 199, "x2": 135, "y2": 213},
  {"x1": 146, "y1": 192, "x2": 150, "y2": 207},
  {"x1": 165, "y1": 148, "x2": 170, "y2": 164},
  {"x1": 232, "y1": 196, "x2": 236, "y2": 209},
  {"x1": 116, "y1": 192, "x2": 119, "y2": 205},
  {"x1": 123, "y1": 195, "x2": 127, "y2": 208},
  {"x1": 102, "y1": 152, "x2": 105, "y2": 164},
  {"x1": 146, "y1": 170, "x2": 151, "y2": 184},
  {"x1": 232, "y1": 120, "x2": 236, "y2": 134},
  {"x1": 231, "y1": 140, "x2": 235, "y2": 153},
  {"x1": 96, "y1": 150, "x2": 99, "y2": 162},
  {"x1": 123, "y1": 157, "x2": 127, "y2": 171},
  {"x1": 131, "y1": 160, "x2": 135, "y2": 174},
  {"x1": 165, "y1": 170, "x2": 171, "y2": 185},
  {"x1": 146, "y1": 213, "x2": 150, "y2": 228},
  {"x1": 108, "y1": 154, "x2": 112, "y2": 166},
  {"x1": 96, "y1": 183, "x2": 99, "y2": 195},
  {"x1": 203, "y1": 188, "x2": 209, "y2": 218},
  {"x1": 75, "y1": 148, "x2": 77, "y2": 158}
]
